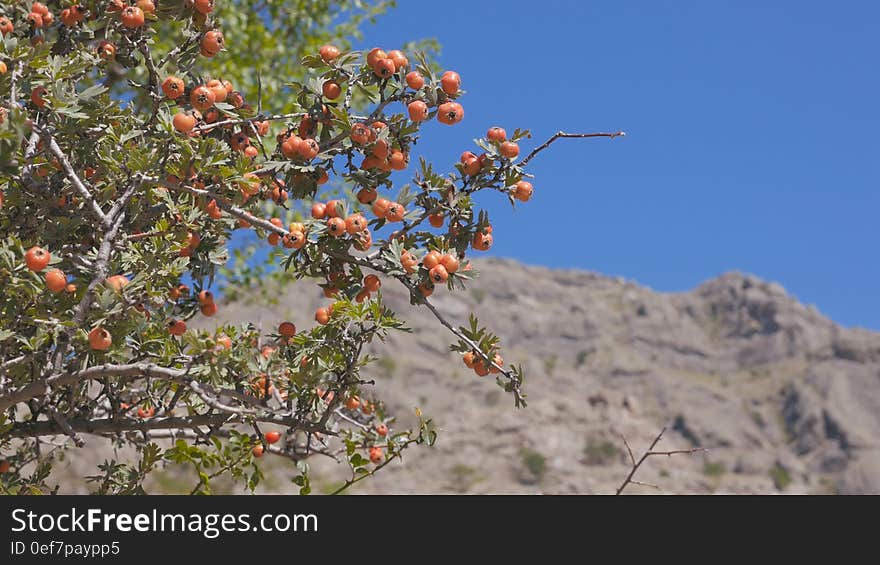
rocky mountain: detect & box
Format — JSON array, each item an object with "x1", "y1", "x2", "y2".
[
  {"x1": 47, "y1": 258, "x2": 880, "y2": 494},
  {"x1": 202, "y1": 258, "x2": 880, "y2": 494}
]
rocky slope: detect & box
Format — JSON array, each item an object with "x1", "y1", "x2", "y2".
[
  {"x1": 201, "y1": 258, "x2": 880, "y2": 494},
  {"x1": 45, "y1": 258, "x2": 880, "y2": 494}
]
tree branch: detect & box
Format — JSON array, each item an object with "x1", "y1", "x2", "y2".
[
  {"x1": 34, "y1": 125, "x2": 108, "y2": 225},
  {"x1": 4, "y1": 413, "x2": 329, "y2": 439},
  {"x1": 519, "y1": 131, "x2": 625, "y2": 167},
  {"x1": 0, "y1": 362, "x2": 190, "y2": 412},
  {"x1": 615, "y1": 427, "x2": 707, "y2": 495}
]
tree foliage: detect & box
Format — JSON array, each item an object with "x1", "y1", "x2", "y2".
[{"x1": 0, "y1": 0, "x2": 616, "y2": 494}]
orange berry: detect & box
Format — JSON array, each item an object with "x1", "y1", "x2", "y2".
[
  {"x1": 407, "y1": 100, "x2": 429, "y2": 122},
  {"x1": 437, "y1": 102, "x2": 464, "y2": 125},
  {"x1": 280, "y1": 136, "x2": 302, "y2": 159},
  {"x1": 284, "y1": 230, "x2": 307, "y2": 250},
  {"x1": 375, "y1": 424, "x2": 388, "y2": 437},
  {"x1": 206, "y1": 79, "x2": 228, "y2": 102},
  {"x1": 298, "y1": 137, "x2": 320, "y2": 160},
  {"x1": 45, "y1": 269, "x2": 67, "y2": 293},
  {"x1": 322, "y1": 80, "x2": 341, "y2": 100},
  {"x1": 325, "y1": 199, "x2": 342, "y2": 218},
  {"x1": 60, "y1": 7, "x2": 84, "y2": 27},
  {"x1": 168, "y1": 319, "x2": 187, "y2": 336},
  {"x1": 227, "y1": 90, "x2": 244, "y2": 108},
  {"x1": 200, "y1": 301, "x2": 218, "y2": 317},
  {"x1": 371, "y1": 197, "x2": 390, "y2": 218},
  {"x1": 120, "y1": 6, "x2": 145, "y2": 28},
  {"x1": 463, "y1": 351, "x2": 476, "y2": 368},
  {"x1": 161, "y1": 76, "x2": 185, "y2": 99},
  {"x1": 311, "y1": 202, "x2": 327, "y2": 219},
  {"x1": 24, "y1": 246, "x2": 51, "y2": 272},
  {"x1": 487, "y1": 127, "x2": 507, "y2": 142},
  {"x1": 319, "y1": 44, "x2": 340, "y2": 62},
  {"x1": 193, "y1": 0, "x2": 214, "y2": 15},
  {"x1": 364, "y1": 274, "x2": 381, "y2": 293},
  {"x1": 389, "y1": 150, "x2": 407, "y2": 170},
  {"x1": 369, "y1": 446, "x2": 382, "y2": 464},
  {"x1": 357, "y1": 187, "x2": 378, "y2": 204},
  {"x1": 406, "y1": 71, "x2": 425, "y2": 90},
  {"x1": 88, "y1": 327, "x2": 112, "y2": 351},
  {"x1": 96, "y1": 40, "x2": 116, "y2": 61},
  {"x1": 345, "y1": 396, "x2": 361, "y2": 410},
  {"x1": 440, "y1": 254, "x2": 460, "y2": 273},
  {"x1": 279, "y1": 321, "x2": 297, "y2": 337},
  {"x1": 384, "y1": 202, "x2": 405, "y2": 223},
  {"x1": 490, "y1": 353, "x2": 504, "y2": 374},
  {"x1": 440, "y1": 71, "x2": 461, "y2": 96},
  {"x1": 353, "y1": 231, "x2": 373, "y2": 251},
  {"x1": 200, "y1": 30, "x2": 224, "y2": 57},
  {"x1": 371, "y1": 139, "x2": 390, "y2": 159},
  {"x1": 26, "y1": 12, "x2": 45, "y2": 28},
  {"x1": 387, "y1": 50, "x2": 408, "y2": 70},
  {"x1": 372, "y1": 58, "x2": 396, "y2": 79},
  {"x1": 460, "y1": 151, "x2": 481, "y2": 176},
  {"x1": 513, "y1": 180, "x2": 533, "y2": 202},
  {"x1": 428, "y1": 213, "x2": 444, "y2": 228},
  {"x1": 265, "y1": 431, "x2": 281, "y2": 444},
  {"x1": 326, "y1": 217, "x2": 346, "y2": 237},
  {"x1": 472, "y1": 231, "x2": 493, "y2": 251},
  {"x1": 500, "y1": 141, "x2": 520, "y2": 159},
  {"x1": 173, "y1": 111, "x2": 196, "y2": 133},
  {"x1": 31, "y1": 86, "x2": 48, "y2": 109},
  {"x1": 190, "y1": 85, "x2": 215, "y2": 112},
  {"x1": 315, "y1": 307, "x2": 330, "y2": 325},
  {"x1": 350, "y1": 123, "x2": 371, "y2": 145},
  {"x1": 423, "y1": 250, "x2": 441, "y2": 270},
  {"x1": 136, "y1": 406, "x2": 155, "y2": 419},
  {"x1": 345, "y1": 214, "x2": 367, "y2": 235},
  {"x1": 252, "y1": 445, "x2": 264, "y2": 458},
  {"x1": 429, "y1": 264, "x2": 448, "y2": 284},
  {"x1": 366, "y1": 48, "x2": 387, "y2": 67}
]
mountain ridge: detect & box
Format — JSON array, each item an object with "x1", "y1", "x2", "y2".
[
  {"x1": 209, "y1": 257, "x2": 880, "y2": 494},
  {"x1": 48, "y1": 258, "x2": 880, "y2": 494}
]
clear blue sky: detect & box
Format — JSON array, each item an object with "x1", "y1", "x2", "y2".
[{"x1": 351, "y1": 0, "x2": 879, "y2": 329}]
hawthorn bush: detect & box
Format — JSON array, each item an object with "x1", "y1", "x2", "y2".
[{"x1": 0, "y1": 0, "x2": 620, "y2": 494}]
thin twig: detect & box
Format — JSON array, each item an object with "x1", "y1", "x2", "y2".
[
  {"x1": 615, "y1": 427, "x2": 707, "y2": 495},
  {"x1": 520, "y1": 131, "x2": 625, "y2": 167}
]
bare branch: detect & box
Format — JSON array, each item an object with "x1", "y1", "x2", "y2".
[
  {"x1": 9, "y1": 60, "x2": 23, "y2": 106},
  {"x1": 520, "y1": 131, "x2": 625, "y2": 167},
  {"x1": 615, "y1": 427, "x2": 707, "y2": 495}
]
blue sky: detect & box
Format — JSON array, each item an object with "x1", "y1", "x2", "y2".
[{"x1": 349, "y1": 1, "x2": 880, "y2": 329}]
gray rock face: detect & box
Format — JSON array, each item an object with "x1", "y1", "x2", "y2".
[{"x1": 54, "y1": 258, "x2": 880, "y2": 494}]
